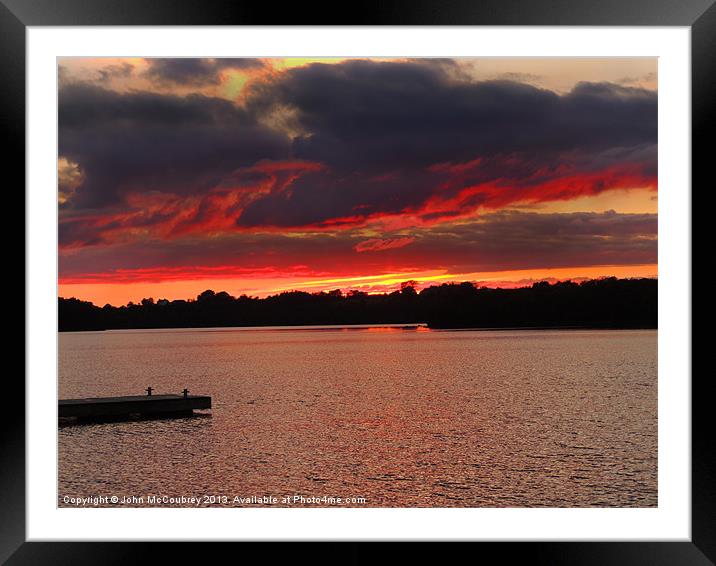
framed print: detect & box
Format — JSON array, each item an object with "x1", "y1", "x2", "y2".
[{"x1": 7, "y1": 0, "x2": 712, "y2": 562}]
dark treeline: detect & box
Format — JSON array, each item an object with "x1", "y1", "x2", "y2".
[{"x1": 58, "y1": 277, "x2": 657, "y2": 332}]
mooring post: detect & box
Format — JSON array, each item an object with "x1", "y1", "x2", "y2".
[
  {"x1": 146, "y1": 386, "x2": 153, "y2": 396},
  {"x1": 183, "y1": 388, "x2": 189, "y2": 398}
]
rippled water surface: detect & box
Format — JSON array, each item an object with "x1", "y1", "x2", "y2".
[{"x1": 59, "y1": 327, "x2": 657, "y2": 507}]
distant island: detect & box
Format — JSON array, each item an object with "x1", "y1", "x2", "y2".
[{"x1": 58, "y1": 277, "x2": 657, "y2": 332}]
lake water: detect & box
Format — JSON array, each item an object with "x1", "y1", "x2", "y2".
[{"x1": 58, "y1": 327, "x2": 657, "y2": 507}]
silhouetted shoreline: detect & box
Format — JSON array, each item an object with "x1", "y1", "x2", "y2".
[
  {"x1": 59, "y1": 277, "x2": 657, "y2": 332},
  {"x1": 427, "y1": 324, "x2": 656, "y2": 331}
]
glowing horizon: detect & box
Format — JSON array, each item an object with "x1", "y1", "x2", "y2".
[{"x1": 59, "y1": 263, "x2": 658, "y2": 307}]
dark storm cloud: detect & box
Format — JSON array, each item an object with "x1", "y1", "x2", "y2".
[
  {"x1": 236, "y1": 168, "x2": 440, "y2": 228},
  {"x1": 342, "y1": 210, "x2": 657, "y2": 273},
  {"x1": 235, "y1": 148, "x2": 655, "y2": 229},
  {"x1": 58, "y1": 59, "x2": 657, "y2": 242},
  {"x1": 59, "y1": 210, "x2": 657, "y2": 283},
  {"x1": 248, "y1": 60, "x2": 656, "y2": 172},
  {"x1": 234, "y1": 60, "x2": 656, "y2": 227},
  {"x1": 59, "y1": 83, "x2": 290, "y2": 209},
  {"x1": 144, "y1": 58, "x2": 265, "y2": 86},
  {"x1": 352, "y1": 209, "x2": 657, "y2": 274},
  {"x1": 430, "y1": 210, "x2": 657, "y2": 242},
  {"x1": 416, "y1": 210, "x2": 658, "y2": 271}
]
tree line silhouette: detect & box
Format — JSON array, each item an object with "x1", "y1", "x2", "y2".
[{"x1": 58, "y1": 277, "x2": 657, "y2": 332}]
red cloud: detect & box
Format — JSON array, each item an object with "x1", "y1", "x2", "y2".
[
  {"x1": 59, "y1": 160, "x2": 325, "y2": 248},
  {"x1": 58, "y1": 264, "x2": 320, "y2": 285},
  {"x1": 59, "y1": 159, "x2": 656, "y2": 250},
  {"x1": 419, "y1": 162, "x2": 656, "y2": 223}
]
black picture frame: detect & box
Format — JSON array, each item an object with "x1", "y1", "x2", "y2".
[{"x1": 6, "y1": 0, "x2": 710, "y2": 562}]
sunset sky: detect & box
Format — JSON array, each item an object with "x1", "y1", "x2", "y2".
[{"x1": 58, "y1": 57, "x2": 657, "y2": 306}]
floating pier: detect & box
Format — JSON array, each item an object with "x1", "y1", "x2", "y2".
[{"x1": 59, "y1": 388, "x2": 211, "y2": 422}]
